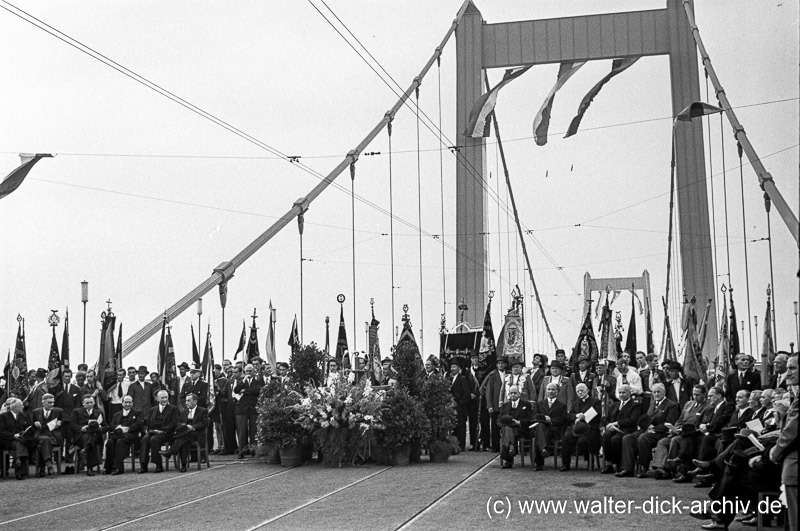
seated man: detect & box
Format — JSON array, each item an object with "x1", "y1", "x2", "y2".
[
  {"x1": 140, "y1": 390, "x2": 178, "y2": 473},
  {"x1": 31, "y1": 393, "x2": 65, "y2": 477},
  {"x1": 696, "y1": 389, "x2": 752, "y2": 463},
  {"x1": 73, "y1": 395, "x2": 106, "y2": 476},
  {"x1": 162, "y1": 392, "x2": 208, "y2": 472},
  {"x1": 532, "y1": 382, "x2": 568, "y2": 471},
  {"x1": 0, "y1": 397, "x2": 34, "y2": 479},
  {"x1": 496, "y1": 386, "x2": 533, "y2": 469},
  {"x1": 618, "y1": 383, "x2": 679, "y2": 477},
  {"x1": 560, "y1": 382, "x2": 601, "y2": 472},
  {"x1": 104, "y1": 395, "x2": 142, "y2": 475},
  {"x1": 601, "y1": 385, "x2": 641, "y2": 474}
]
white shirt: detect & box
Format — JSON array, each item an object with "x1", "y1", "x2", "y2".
[
  {"x1": 188, "y1": 407, "x2": 196, "y2": 420},
  {"x1": 511, "y1": 400, "x2": 519, "y2": 409},
  {"x1": 616, "y1": 369, "x2": 643, "y2": 398}
]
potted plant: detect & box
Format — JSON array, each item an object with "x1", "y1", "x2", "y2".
[
  {"x1": 419, "y1": 373, "x2": 458, "y2": 462},
  {"x1": 378, "y1": 388, "x2": 430, "y2": 466},
  {"x1": 289, "y1": 342, "x2": 326, "y2": 388},
  {"x1": 256, "y1": 380, "x2": 308, "y2": 467}
]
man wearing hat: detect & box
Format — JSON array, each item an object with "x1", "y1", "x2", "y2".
[
  {"x1": 449, "y1": 360, "x2": 472, "y2": 452},
  {"x1": 530, "y1": 354, "x2": 548, "y2": 391},
  {"x1": 600, "y1": 385, "x2": 641, "y2": 474},
  {"x1": 126, "y1": 366, "x2": 154, "y2": 416},
  {"x1": 72, "y1": 395, "x2": 106, "y2": 476},
  {"x1": 538, "y1": 360, "x2": 575, "y2": 413},
  {"x1": 180, "y1": 364, "x2": 208, "y2": 408},
  {"x1": 531, "y1": 382, "x2": 568, "y2": 470},
  {"x1": 664, "y1": 361, "x2": 694, "y2": 409},
  {"x1": 501, "y1": 357, "x2": 536, "y2": 405},
  {"x1": 496, "y1": 386, "x2": 533, "y2": 468},
  {"x1": 162, "y1": 392, "x2": 208, "y2": 472},
  {"x1": 560, "y1": 382, "x2": 601, "y2": 472},
  {"x1": 480, "y1": 355, "x2": 509, "y2": 452},
  {"x1": 639, "y1": 353, "x2": 666, "y2": 412},
  {"x1": 569, "y1": 355, "x2": 598, "y2": 397},
  {"x1": 554, "y1": 349, "x2": 571, "y2": 378},
  {"x1": 174, "y1": 362, "x2": 191, "y2": 409}
]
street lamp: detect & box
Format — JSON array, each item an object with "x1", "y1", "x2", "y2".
[
  {"x1": 196, "y1": 298, "x2": 203, "y2": 353},
  {"x1": 81, "y1": 281, "x2": 88, "y2": 364}
]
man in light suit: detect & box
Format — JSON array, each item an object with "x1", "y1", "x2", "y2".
[
  {"x1": 163, "y1": 392, "x2": 208, "y2": 472},
  {"x1": 30, "y1": 393, "x2": 65, "y2": 477},
  {"x1": 480, "y1": 356, "x2": 508, "y2": 452}
]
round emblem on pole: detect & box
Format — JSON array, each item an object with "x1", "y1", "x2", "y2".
[{"x1": 337, "y1": 294, "x2": 346, "y2": 304}]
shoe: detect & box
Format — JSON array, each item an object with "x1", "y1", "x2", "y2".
[
  {"x1": 672, "y1": 474, "x2": 689, "y2": 483},
  {"x1": 695, "y1": 473, "x2": 714, "y2": 481},
  {"x1": 636, "y1": 472, "x2": 649, "y2": 479},
  {"x1": 741, "y1": 516, "x2": 757, "y2": 526},
  {"x1": 615, "y1": 470, "x2": 632, "y2": 477},
  {"x1": 211, "y1": 449, "x2": 220, "y2": 455},
  {"x1": 154, "y1": 466, "x2": 164, "y2": 473},
  {"x1": 180, "y1": 465, "x2": 188, "y2": 473},
  {"x1": 534, "y1": 465, "x2": 543, "y2": 471},
  {"x1": 687, "y1": 468, "x2": 702, "y2": 478},
  {"x1": 692, "y1": 459, "x2": 711, "y2": 469},
  {"x1": 111, "y1": 470, "x2": 123, "y2": 476},
  {"x1": 734, "y1": 514, "x2": 752, "y2": 522},
  {"x1": 601, "y1": 465, "x2": 615, "y2": 474},
  {"x1": 690, "y1": 512, "x2": 711, "y2": 520},
  {"x1": 37, "y1": 468, "x2": 46, "y2": 478},
  {"x1": 699, "y1": 522, "x2": 727, "y2": 530},
  {"x1": 86, "y1": 468, "x2": 95, "y2": 477},
  {"x1": 237, "y1": 453, "x2": 245, "y2": 460},
  {"x1": 540, "y1": 449, "x2": 550, "y2": 459},
  {"x1": 655, "y1": 469, "x2": 672, "y2": 480},
  {"x1": 64, "y1": 465, "x2": 75, "y2": 475},
  {"x1": 103, "y1": 469, "x2": 112, "y2": 475},
  {"x1": 501, "y1": 463, "x2": 512, "y2": 469},
  {"x1": 559, "y1": 466, "x2": 570, "y2": 472},
  {"x1": 138, "y1": 468, "x2": 148, "y2": 474}
]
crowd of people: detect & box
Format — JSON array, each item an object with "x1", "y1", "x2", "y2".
[
  {"x1": 0, "y1": 357, "x2": 289, "y2": 477},
  {"x1": 445, "y1": 348, "x2": 797, "y2": 530}
]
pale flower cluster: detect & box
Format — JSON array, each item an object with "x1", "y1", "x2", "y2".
[{"x1": 293, "y1": 377, "x2": 385, "y2": 434}]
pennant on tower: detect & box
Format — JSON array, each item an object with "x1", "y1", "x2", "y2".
[
  {"x1": 533, "y1": 61, "x2": 585, "y2": 146},
  {"x1": 464, "y1": 66, "x2": 532, "y2": 138}
]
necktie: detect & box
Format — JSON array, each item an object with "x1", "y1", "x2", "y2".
[
  {"x1": 739, "y1": 372, "x2": 744, "y2": 386},
  {"x1": 118, "y1": 383, "x2": 124, "y2": 398},
  {"x1": 622, "y1": 374, "x2": 628, "y2": 385},
  {"x1": 45, "y1": 410, "x2": 50, "y2": 420}
]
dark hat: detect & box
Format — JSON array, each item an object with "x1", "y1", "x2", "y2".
[
  {"x1": 550, "y1": 360, "x2": 566, "y2": 370},
  {"x1": 572, "y1": 421, "x2": 590, "y2": 437},
  {"x1": 532, "y1": 413, "x2": 550, "y2": 425},
  {"x1": 680, "y1": 423, "x2": 699, "y2": 436},
  {"x1": 178, "y1": 362, "x2": 190, "y2": 370},
  {"x1": 508, "y1": 356, "x2": 524, "y2": 367},
  {"x1": 85, "y1": 420, "x2": 101, "y2": 433},
  {"x1": 666, "y1": 361, "x2": 682, "y2": 372},
  {"x1": 173, "y1": 424, "x2": 193, "y2": 438},
  {"x1": 498, "y1": 414, "x2": 515, "y2": 427},
  {"x1": 720, "y1": 426, "x2": 738, "y2": 444},
  {"x1": 555, "y1": 348, "x2": 566, "y2": 355},
  {"x1": 20, "y1": 425, "x2": 38, "y2": 442},
  {"x1": 137, "y1": 365, "x2": 148, "y2": 374},
  {"x1": 637, "y1": 415, "x2": 653, "y2": 431},
  {"x1": 36, "y1": 368, "x2": 47, "y2": 379},
  {"x1": 577, "y1": 355, "x2": 590, "y2": 364},
  {"x1": 496, "y1": 356, "x2": 509, "y2": 365}
]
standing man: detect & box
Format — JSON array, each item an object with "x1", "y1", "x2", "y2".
[
  {"x1": 502, "y1": 358, "x2": 537, "y2": 404},
  {"x1": 181, "y1": 364, "x2": 208, "y2": 408},
  {"x1": 614, "y1": 358, "x2": 643, "y2": 399},
  {"x1": 175, "y1": 362, "x2": 191, "y2": 410},
  {"x1": 725, "y1": 353, "x2": 762, "y2": 402},
  {"x1": 538, "y1": 360, "x2": 574, "y2": 413},
  {"x1": 106, "y1": 369, "x2": 129, "y2": 421},
  {"x1": 449, "y1": 360, "x2": 472, "y2": 452},
  {"x1": 569, "y1": 355, "x2": 598, "y2": 397},
  {"x1": 126, "y1": 366, "x2": 154, "y2": 416},
  {"x1": 233, "y1": 364, "x2": 263, "y2": 458},
  {"x1": 209, "y1": 364, "x2": 228, "y2": 454},
  {"x1": 480, "y1": 355, "x2": 508, "y2": 452},
  {"x1": 140, "y1": 390, "x2": 178, "y2": 474}
]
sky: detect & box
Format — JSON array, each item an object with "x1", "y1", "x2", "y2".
[{"x1": 1, "y1": 0, "x2": 798, "y2": 373}]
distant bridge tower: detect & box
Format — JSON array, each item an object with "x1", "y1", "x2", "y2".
[{"x1": 455, "y1": 0, "x2": 718, "y2": 357}]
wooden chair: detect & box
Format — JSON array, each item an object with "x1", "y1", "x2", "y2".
[
  {"x1": 0, "y1": 449, "x2": 10, "y2": 478},
  {"x1": 34, "y1": 445, "x2": 62, "y2": 474}
]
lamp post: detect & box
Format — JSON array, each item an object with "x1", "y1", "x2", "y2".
[
  {"x1": 270, "y1": 305, "x2": 277, "y2": 354},
  {"x1": 794, "y1": 301, "x2": 799, "y2": 349},
  {"x1": 196, "y1": 298, "x2": 203, "y2": 361},
  {"x1": 81, "y1": 281, "x2": 88, "y2": 364}
]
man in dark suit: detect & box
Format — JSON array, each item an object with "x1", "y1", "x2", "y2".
[
  {"x1": 639, "y1": 353, "x2": 666, "y2": 411},
  {"x1": 104, "y1": 395, "x2": 142, "y2": 475},
  {"x1": 233, "y1": 364, "x2": 263, "y2": 458},
  {"x1": 448, "y1": 360, "x2": 472, "y2": 452},
  {"x1": 480, "y1": 356, "x2": 508, "y2": 452},
  {"x1": 651, "y1": 384, "x2": 713, "y2": 477},
  {"x1": 663, "y1": 361, "x2": 694, "y2": 409},
  {"x1": 30, "y1": 393, "x2": 65, "y2": 477},
  {"x1": 126, "y1": 365, "x2": 154, "y2": 416},
  {"x1": 0, "y1": 397, "x2": 33, "y2": 479},
  {"x1": 560, "y1": 382, "x2": 601, "y2": 471},
  {"x1": 538, "y1": 360, "x2": 575, "y2": 413},
  {"x1": 725, "y1": 353, "x2": 762, "y2": 402},
  {"x1": 73, "y1": 395, "x2": 106, "y2": 476},
  {"x1": 54, "y1": 367, "x2": 82, "y2": 472},
  {"x1": 140, "y1": 389, "x2": 178, "y2": 473},
  {"x1": 162, "y1": 392, "x2": 208, "y2": 472},
  {"x1": 569, "y1": 356, "x2": 598, "y2": 398},
  {"x1": 181, "y1": 365, "x2": 209, "y2": 408},
  {"x1": 618, "y1": 383, "x2": 679, "y2": 477},
  {"x1": 497, "y1": 386, "x2": 533, "y2": 468},
  {"x1": 532, "y1": 382, "x2": 569, "y2": 470},
  {"x1": 769, "y1": 353, "x2": 790, "y2": 390},
  {"x1": 209, "y1": 364, "x2": 228, "y2": 454},
  {"x1": 601, "y1": 385, "x2": 641, "y2": 474},
  {"x1": 693, "y1": 388, "x2": 737, "y2": 463}
]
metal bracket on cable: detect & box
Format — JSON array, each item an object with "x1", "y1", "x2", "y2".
[
  {"x1": 293, "y1": 197, "x2": 308, "y2": 235},
  {"x1": 213, "y1": 261, "x2": 235, "y2": 308},
  {"x1": 385, "y1": 110, "x2": 394, "y2": 136},
  {"x1": 347, "y1": 150, "x2": 358, "y2": 181}
]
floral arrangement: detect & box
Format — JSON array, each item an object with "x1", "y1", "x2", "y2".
[
  {"x1": 256, "y1": 380, "x2": 309, "y2": 449},
  {"x1": 294, "y1": 377, "x2": 386, "y2": 466},
  {"x1": 419, "y1": 373, "x2": 458, "y2": 455},
  {"x1": 377, "y1": 388, "x2": 430, "y2": 450}
]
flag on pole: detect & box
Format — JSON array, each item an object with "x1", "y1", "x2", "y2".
[
  {"x1": 202, "y1": 327, "x2": 215, "y2": 413},
  {"x1": 163, "y1": 325, "x2": 177, "y2": 404},
  {"x1": 335, "y1": 306, "x2": 348, "y2": 367},
  {"x1": 496, "y1": 308, "x2": 524, "y2": 363},
  {"x1": 715, "y1": 296, "x2": 730, "y2": 389},
  {"x1": 564, "y1": 57, "x2": 639, "y2": 138},
  {"x1": 98, "y1": 315, "x2": 117, "y2": 390},
  {"x1": 264, "y1": 301, "x2": 277, "y2": 372},
  {"x1": 288, "y1": 314, "x2": 300, "y2": 353},
  {"x1": 477, "y1": 299, "x2": 497, "y2": 370},
  {"x1": 47, "y1": 325, "x2": 61, "y2": 381},
  {"x1": 367, "y1": 306, "x2": 382, "y2": 384},
  {"x1": 158, "y1": 318, "x2": 167, "y2": 378},
  {"x1": 10, "y1": 318, "x2": 28, "y2": 398},
  {"x1": 191, "y1": 325, "x2": 201, "y2": 370},
  {"x1": 115, "y1": 323, "x2": 123, "y2": 378},
  {"x1": 245, "y1": 316, "x2": 259, "y2": 365},
  {"x1": 533, "y1": 61, "x2": 585, "y2": 146},
  {"x1": 233, "y1": 320, "x2": 245, "y2": 360},
  {"x1": 729, "y1": 288, "x2": 740, "y2": 368},
  {"x1": 464, "y1": 66, "x2": 532, "y2": 138},
  {"x1": 760, "y1": 294, "x2": 775, "y2": 387},
  {"x1": 660, "y1": 297, "x2": 678, "y2": 363},
  {"x1": 3, "y1": 350, "x2": 10, "y2": 396},
  {"x1": 598, "y1": 297, "x2": 617, "y2": 362},
  {"x1": 572, "y1": 305, "x2": 599, "y2": 374},
  {"x1": 682, "y1": 299, "x2": 706, "y2": 382},
  {"x1": 697, "y1": 299, "x2": 712, "y2": 352},
  {"x1": 645, "y1": 298, "x2": 655, "y2": 355},
  {"x1": 0, "y1": 153, "x2": 52, "y2": 200},
  {"x1": 624, "y1": 293, "x2": 637, "y2": 355},
  {"x1": 61, "y1": 309, "x2": 70, "y2": 368}
]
